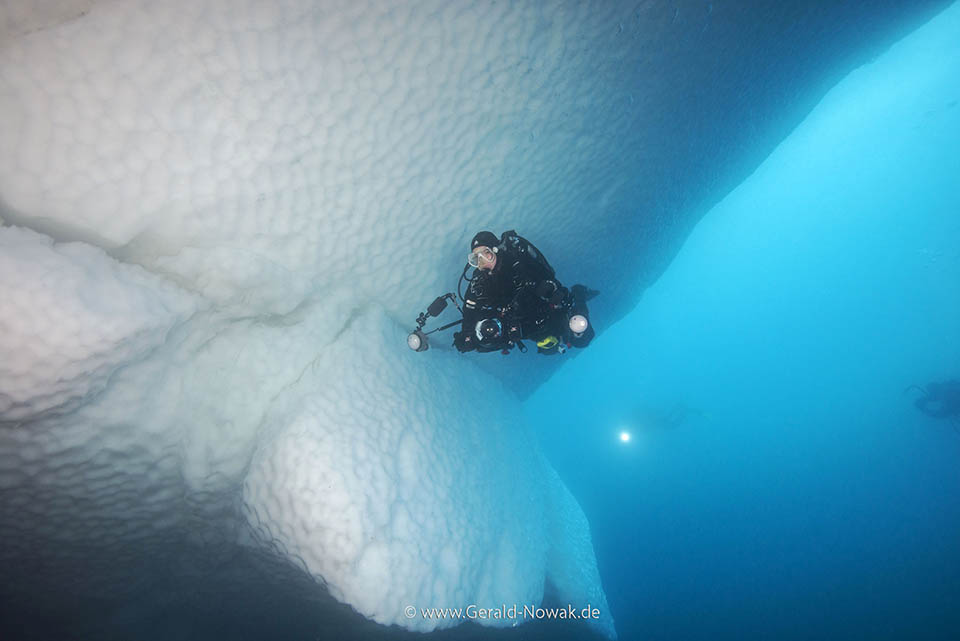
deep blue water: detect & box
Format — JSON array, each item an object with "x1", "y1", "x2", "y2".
[{"x1": 526, "y1": 5, "x2": 960, "y2": 638}]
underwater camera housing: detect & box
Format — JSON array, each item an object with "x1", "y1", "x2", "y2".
[{"x1": 407, "y1": 293, "x2": 461, "y2": 352}]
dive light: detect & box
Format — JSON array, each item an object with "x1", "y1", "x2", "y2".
[
  {"x1": 407, "y1": 329, "x2": 429, "y2": 352},
  {"x1": 569, "y1": 314, "x2": 589, "y2": 336},
  {"x1": 408, "y1": 293, "x2": 461, "y2": 352}
]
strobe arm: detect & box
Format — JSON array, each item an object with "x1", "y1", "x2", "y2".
[{"x1": 408, "y1": 293, "x2": 461, "y2": 351}]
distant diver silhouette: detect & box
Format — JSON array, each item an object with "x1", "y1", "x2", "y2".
[
  {"x1": 631, "y1": 402, "x2": 706, "y2": 431},
  {"x1": 905, "y1": 380, "x2": 960, "y2": 433}
]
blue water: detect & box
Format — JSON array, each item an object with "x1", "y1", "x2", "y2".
[{"x1": 526, "y1": 5, "x2": 960, "y2": 639}]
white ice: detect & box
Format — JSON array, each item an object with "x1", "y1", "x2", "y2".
[{"x1": 0, "y1": 1, "x2": 620, "y2": 637}]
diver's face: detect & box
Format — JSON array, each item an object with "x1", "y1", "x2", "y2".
[{"x1": 471, "y1": 246, "x2": 497, "y2": 270}]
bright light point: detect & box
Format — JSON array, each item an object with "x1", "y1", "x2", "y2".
[{"x1": 619, "y1": 431, "x2": 631, "y2": 443}]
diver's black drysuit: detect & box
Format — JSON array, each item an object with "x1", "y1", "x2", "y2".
[{"x1": 453, "y1": 231, "x2": 594, "y2": 354}]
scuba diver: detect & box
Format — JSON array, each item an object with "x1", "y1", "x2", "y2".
[
  {"x1": 905, "y1": 379, "x2": 960, "y2": 431},
  {"x1": 453, "y1": 230, "x2": 595, "y2": 355},
  {"x1": 630, "y1": 402, "x2": 705, "y2": 432},
  {"x1": 406, "y1": 230, "x2": 596, "y2": 355}
]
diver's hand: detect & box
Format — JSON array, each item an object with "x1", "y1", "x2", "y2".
[
  {"x1": 535, "y1": 279, "x2": 558, "y2": 301},
  {"x1": 453, "y1": 331, "x2": 475, "y2": 353},
  {"x1": 549, "y1": 286, "x2": 569, "y2": 309}
]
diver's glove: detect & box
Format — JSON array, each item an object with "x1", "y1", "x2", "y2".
[
  {"x1": 547, "y1": 285, "x2": 570, "y2": 310},
  {"x1": 535, "y1": 279, "x2": 558, "y2": 301},
  {"x1": 453, "y1": 330, "x2": 476, "y2": 353}
]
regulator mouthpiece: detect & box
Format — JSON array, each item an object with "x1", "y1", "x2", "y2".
[{"x1": 569, "y1": 314, "x2": 589, "y2": 336}]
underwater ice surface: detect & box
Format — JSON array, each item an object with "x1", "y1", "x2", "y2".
[
  {"x1": 0, "y1": 1, "x2": 957, "y2": 640},
  {"x1": 527, "y1": 4, "x2": 960, "y2": 640}
]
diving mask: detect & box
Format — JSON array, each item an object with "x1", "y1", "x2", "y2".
[{"x1": 468, "y1": 246, "x2": 497, "y2": 268}]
